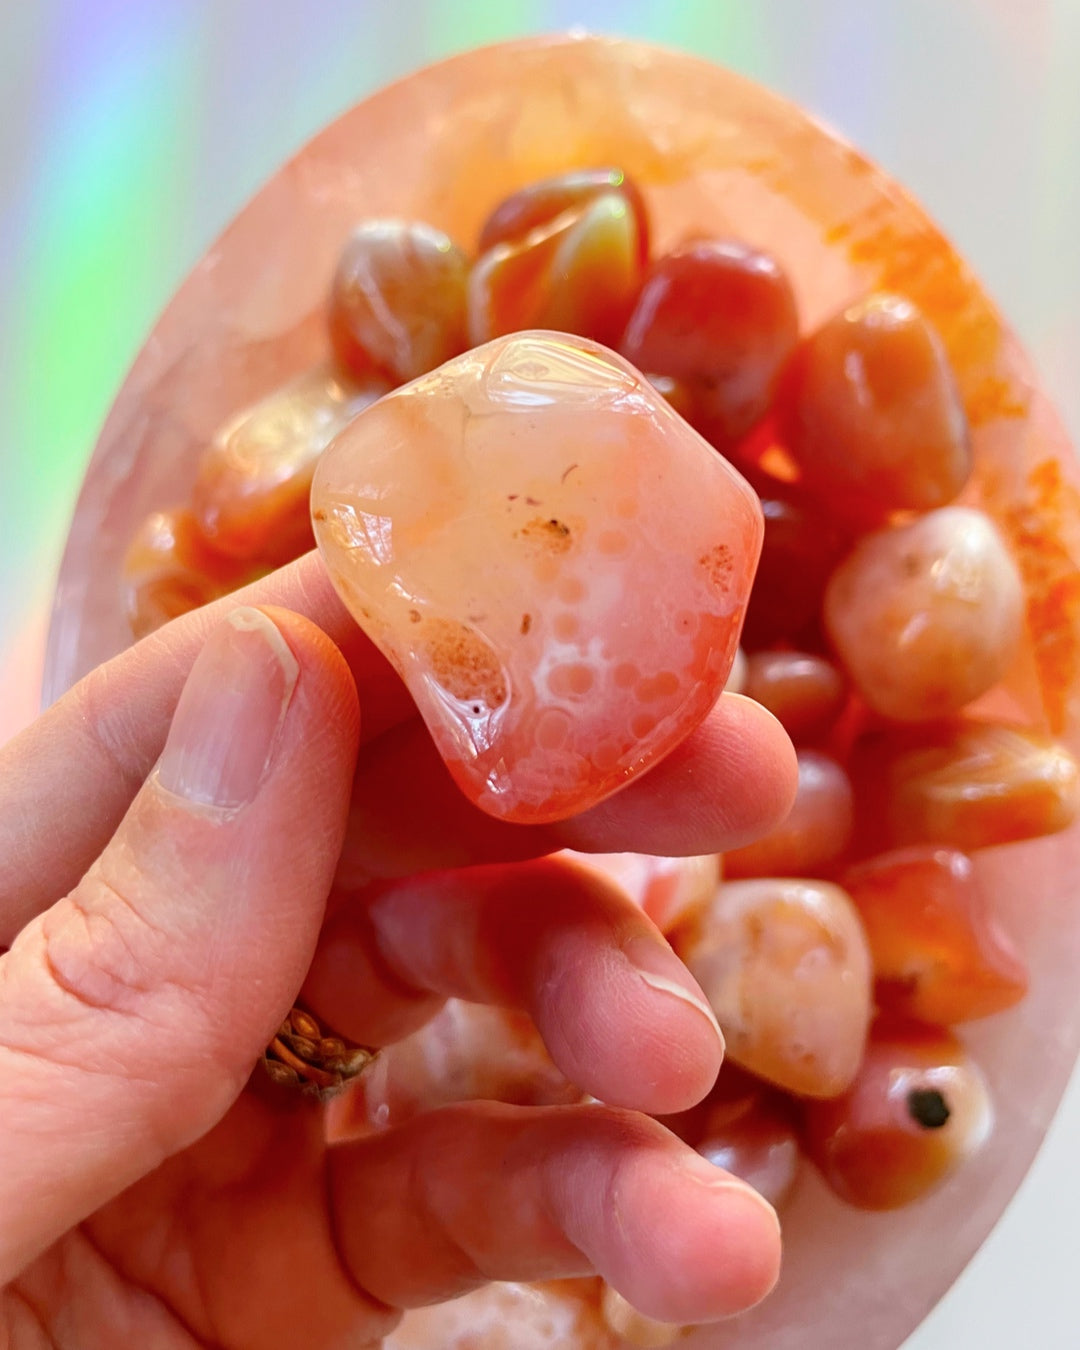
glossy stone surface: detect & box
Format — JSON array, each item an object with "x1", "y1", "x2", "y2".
[
  {"x1": 478, "y1": 167, "x2": 650, "y2": 264},
  {"x1": 329, "y1": 222, "x2": 469, "y2": 386},
  {"x1": 469, "y1": 194, "x2": 644, "y2": 350},
  {"x1": 801, "y1": 1020, "x2": 993, "y2": 1211},
  {"x1": 695, "y1": 1076, "x2": 801, "y2": 1211},
  {"x1": 120, "y1": 508, "x2": 254, "y2": 640},
  {"x1": 841, "y1": 847, "x2": 1028, "y2": 1024},
  {"x1": 192, "y1": 362, "x2": 385, "y2": 565},
  {"x1": 825, "y1": 507, "x2": 1025, "y2": 722},
  {"x1": 675, "y1": 878, "x2": 873, "y2": 1098},
  {"x1": 599, "y1": 1286, "x2": 679, "y2": 1348},
  {"x1": 45, "y1": 35, "x2": 1080, "y2": 1350},
  {"x1": 743, "y1": 650, "x2": 848, "y2": 743},
  {"x1": 312, "y1": 332, "x2": 762, "y2": 823},
  {"x1": 740, "y1": 490, "x2": 851, "y2": 651},
  {"x1": 621, "y1": 240, "x2": 798, "y2": 449},
  {"x1": 354, "y1": 1000, "x2": 581, "y2": 1130},
  {"x1": 852, "y1": 720, "x2": 1080, "y2": 851},
  {"x1": 779, "y1": 293, "x2": 971, "y2": 525},
  {"x1": 723, "y1": 749, "x2": 854, "y2": 878}
]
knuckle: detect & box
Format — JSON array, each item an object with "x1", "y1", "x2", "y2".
[{"x1": 40, "y1": 868, "x2": 184, "y2": 1021}]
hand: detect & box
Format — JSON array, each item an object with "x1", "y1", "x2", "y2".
[{"x1": 0, "y1": 553, "x2": 796, "y2": 1348}]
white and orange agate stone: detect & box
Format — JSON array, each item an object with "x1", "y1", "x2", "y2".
[{"x1": 312, "y1": 331, "x2": 762, "y2": 823}]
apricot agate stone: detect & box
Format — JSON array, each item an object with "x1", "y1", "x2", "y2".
[{"x1": 312, "y1": 332, "x2": 762, "y2": 823}]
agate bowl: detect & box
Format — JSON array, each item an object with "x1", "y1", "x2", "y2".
[{"x1": 43, "y1": 34, "x2": 1080, "y2": 1350}]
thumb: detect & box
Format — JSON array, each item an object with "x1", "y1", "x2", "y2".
[{"x1": 0, "y1": 606, "x2": 360, "y2": 1283}]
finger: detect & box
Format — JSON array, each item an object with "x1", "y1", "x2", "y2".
[
  {"x1": 304, "y1": 857, "x2": 723, "y2": 1114},
  {"x1": 329, "y1": 1102, "x2": 781, "y2": 1324},
  {"x1": 0, "y1": 606, "x2": 359, "y2": 1283},
  {"x1": 335, "y1": 694, "x2": 797, "y2": 885},
  {"x1": 0, "y1": 552, "x2": 407, "y2": 942}
]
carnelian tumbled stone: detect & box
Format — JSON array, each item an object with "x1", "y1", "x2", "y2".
[
  {"x1": 121, "y1": 508, "x2": 255, "y2": 639},
  {"x1": 620, "y1": 240, "x2": 798, "y2": 450},
  {"x1": 600, "y1": 1287, "x2": 680, "y2": 1348},
  {"x1": 743, "y1": 650, "x2": 848, "y2": 743},
  {"x1": 852, "y1": 720, "x2": 1080, "y2": 851},
  {"x1": 328, "y1": 221, "x2": 469, "y2": 384},
  {"x1": 741, "y1": 493, "x2": 850, "y2": 650},
  {"x1": 723, "y1": 749, "x2": 854, "y2": 878},
  {"x1": 801, "y1": 1019, "x2": 992, "y2": 1211},
  {"x1": 779, "y1": 293, "x2": 971, "y2": 525},
  {"x1": 824, "y1": 507, "x2": 1025, "y2": 722},
  {"x1": 385, "y1": 1280, "x2": 609, "y2": 1350},
  {"x1": 674, "y1": 878, "x2": 873, "y2": 1098},
  {"x1": 357, "y1": 1000, "x2": 581, "y2": 1131},
  {"x1": 192, "y1": 363, "x2": 386, "y2": 565},
  {"x1": 841, "y1": 847, "x2": 1028, "y2": 1024},
  {"x1": 468, "y1": 193, "x2": 644, "y2": 350},
  {"x1": 478, "y1": 166, "x2": 650, "y2": 265},
  {"x1": 695, "y1": 1074, "x2": 801, "y2": 1210},
  {"x1": 312, "y1": 332, "x2": 762, "y2": 823}
]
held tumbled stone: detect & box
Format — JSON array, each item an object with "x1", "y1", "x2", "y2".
[{"x1": 312, "y1": 331, "x2": 763, "y2": 823}]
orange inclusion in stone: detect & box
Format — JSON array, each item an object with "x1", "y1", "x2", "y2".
[
  {"x1": 841, "y1": 847, "x2": 1028, "y2": 1024},
  {"x1": 312, "y1": 333, "x2": 762, "y2": 824}
]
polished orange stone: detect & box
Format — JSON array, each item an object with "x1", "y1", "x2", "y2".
[
  {"x1": 723, "y1": 749, "x2": 854, "y2": 878},
  {"x1": 469, "y1": 194, "x2": 644, "y2": 350},
  {"x1": 478, "y1": 166, "x2": 650, "y2": 265},
  {"x1": 779, "y1": 294, "x2": 971, "y2": 526},
  {"x1": 824, "y1": 507, "x2": 1025, "y2": 722},
  {"x1": 385, "y1": 1279, "x2": 609, "y2": 1350},
  {"x1": 191, "y1": 363, "x2": 386, "y2": 565},
  {"x1": 740, "y1": 491, "x2": 851, "y2": 651},
  {"x1": 841, "y1": 847, "x2": 1028, "y2": 1024},
  {"x1": 743, "y1": 650, "x2": 848, "y2": 743},
  {"x1": 357, "y1": 1000, "x2": 581, "y2": 1130},
  {"x1": 313, "y1": 332, "x2": 761, "y2": 823},
  {"x1": 801, "y1": 1019, "x2": 992, "y2": 1210},
  {"x1": 852, "y1": 720, "x2": 1080, "y2": 851},
  {"x1": 120, "y1": 508, "x2": 255, "y2": 639},
  {"x1": 695, "y1": 1073, "x2": 801, "y2": 1211},
  {"x1": 621, "y1": 241, "x2": 798, "y2": 450},
  {"x1": 329, "y1": 221, "x2": 469, "y2": 384},
  {"x1": 675, "y1": 877, "x2": 873, "y2": 1097}
]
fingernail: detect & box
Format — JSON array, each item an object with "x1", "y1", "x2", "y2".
[
  {"x1": 623, "y1": 934, "x2": 725, "y2": 1052},
  {"x1": 685, "y1": 1153, "x2": 782, "y2": 1237},
  {"x1": 157, "y1": 607, "x2": 299, "y2": 810},
  {"x1": 709, "y1": 1179, "x2": 782, "y2": 1237}
]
